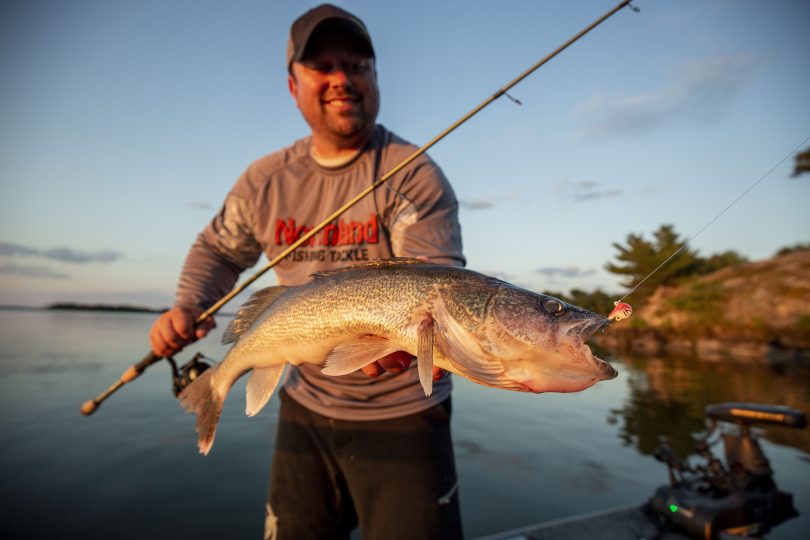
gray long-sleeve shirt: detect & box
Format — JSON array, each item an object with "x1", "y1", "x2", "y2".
[{"x1": 175, "y1": 125, "x2": 465, "y2": 421}]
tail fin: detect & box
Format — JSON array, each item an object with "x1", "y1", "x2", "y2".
[{"x1": 178, "y1": 365, "x2": 225, "y2": 455}]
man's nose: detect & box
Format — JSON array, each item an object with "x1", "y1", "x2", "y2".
[{"x1": 327, "y1": 68, "x2": 350, "y2": 87}]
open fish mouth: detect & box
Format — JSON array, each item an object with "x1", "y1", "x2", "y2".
[
  {"x1": 569, "y1": 315, "x2": 619, "y2": 381},
  {"x1": 593, "y1": 351, "x2": 618, "y2": 380},
  {"x1": 580, "y1": 315, "x2": 610, "y2": 341},
  {"x1": 560, "y1": 314, "x2": 610, "y2": 342},
  {"x1": 584, "y1": 316, "x2": 617, "y2": 380}
]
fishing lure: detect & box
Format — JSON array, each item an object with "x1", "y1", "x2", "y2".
[{"x1": 608, "y1": 301, "x2": 633, "y2": 322}]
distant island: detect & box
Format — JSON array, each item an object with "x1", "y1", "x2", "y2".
[{"x1": 45, "y1": 302, "x2": 168, "y2": 313}]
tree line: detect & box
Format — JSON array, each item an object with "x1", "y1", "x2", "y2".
[{"x1": 546, "y1": 223, "x2": 808, "y2": 314}]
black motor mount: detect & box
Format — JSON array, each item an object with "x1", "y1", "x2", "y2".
[{"x1": 648, "y1": 402, "x2": 806, "y2": 539}]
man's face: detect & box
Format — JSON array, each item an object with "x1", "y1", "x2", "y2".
[{"x1": 288, "y1": 30, "x2": 380, "y2": 149}]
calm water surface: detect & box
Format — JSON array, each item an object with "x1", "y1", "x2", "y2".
[{"x1": 1, "y1": 310, "x2": 808, "y2": 539}]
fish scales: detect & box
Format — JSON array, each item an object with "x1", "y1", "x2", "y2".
[{"x1": 178, "y1": 259, "x2": 617, "y2": 454}]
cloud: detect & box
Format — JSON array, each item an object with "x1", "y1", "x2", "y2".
[
  {"x1": 0, "y1": 243, "x2": 37, "y2": 257},
  {"x1": 0, "y1": 242, "x2": 122, "y2": 263},
  {"x1": 574, "y1": 54, "x2": 759, "y2": 138},
  {"x1": 534, "y1": 266, "x2": 596, "y2": 279},
  {"x1": 460, "y1": 198, "x2": 495, "y2": 210},
  {"x1": 460, "y1": 187, "x2": 532, "y2": 211},
  {"x1": 0, "y1": 263, "x2": 69, "y2": 279},
  {"x1": 556, "y1": 180, "x2": 623, "y2": 202}
]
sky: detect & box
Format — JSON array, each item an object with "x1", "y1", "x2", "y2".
[{"x1": 1, "y1": 0, "x2": 808, "y2": 309}]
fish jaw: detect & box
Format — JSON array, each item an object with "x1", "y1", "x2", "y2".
[
  {"x1": 503, "y1": 346, "x2": 617, "y2": 394},
  {"x1": 556, "y1": 310, "x2": 610, "y2": 343}
]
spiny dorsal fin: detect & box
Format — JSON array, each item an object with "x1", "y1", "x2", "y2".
[
  {"x1": 222, "y1": 286, "x2": 289, "y2": 344},
  {"x1": 310, "y1": 257, "x2": 433, "y2": 280}
]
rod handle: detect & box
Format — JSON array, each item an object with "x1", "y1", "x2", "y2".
[{"x1": 80, "y1": 351, "x2": 162, "y2": 415}]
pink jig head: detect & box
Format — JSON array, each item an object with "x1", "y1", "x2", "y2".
[{"x1": 608, "y1": 301, "x2": 633, "y2": 322}]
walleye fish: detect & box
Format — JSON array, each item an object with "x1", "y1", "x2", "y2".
[{"x1": 180, "y1": 258, "x2": 616, "y2": 454}]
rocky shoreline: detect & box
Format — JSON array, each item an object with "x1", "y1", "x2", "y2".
[
  {"x1": 593, "y1": 249, "x2": 810, "y2": 365},
  {"x1": 594, "y1": 330, "x2": 809, "y2": 365}
]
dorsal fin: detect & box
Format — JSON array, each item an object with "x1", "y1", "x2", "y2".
[
  {"x1": 222, "y1": 286, "x2": 289, "y2": 344},
  {"x1": 310, "y1": 257, "x2": 433, "y2": 280}
]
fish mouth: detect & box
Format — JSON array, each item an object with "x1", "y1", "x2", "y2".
[
  {"x1": 594, "y1": 353, "x2": 618, "y2": 380},
  {"x1": 577, "y1": 315, "x2": 616, "y2": 380},
  {"x1": 581, "y1": 315, "x2": 610, "y2": 341},
  {"x1": 560, "y1": 314, "x2": 610, "y2": 342}
]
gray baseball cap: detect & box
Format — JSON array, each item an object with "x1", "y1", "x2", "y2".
[{"x1": 286, "y1": 4, "x2": 375, "y2": 70}]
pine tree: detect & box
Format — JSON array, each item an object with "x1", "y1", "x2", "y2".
[{"x1": 605, "y1": 224, "x2": 700, "y2": 296}]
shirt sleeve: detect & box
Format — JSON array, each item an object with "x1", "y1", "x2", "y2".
[
  {"x1": 387, "y1": 158, "x2": 465, "y2": 267},
  {"x1": 174, "y1": 186, "x2": 263, "y2": 310}
]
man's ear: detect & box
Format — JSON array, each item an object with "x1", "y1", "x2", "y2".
[{"x1": 287, "y1": 73, "x2": 298, "y2": 104}]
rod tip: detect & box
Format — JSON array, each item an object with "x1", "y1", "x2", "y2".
[{"x1": 80, "y1": 400, "x2": 97, "y2": 416}]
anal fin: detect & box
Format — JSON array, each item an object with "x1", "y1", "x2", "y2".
[{"x1": 245, "y1": 365, "x2": 285, "y2": 417}]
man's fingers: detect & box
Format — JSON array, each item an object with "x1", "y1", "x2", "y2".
[
  {"x1": 171, "y1": 308, "x2": 195, "y2": 340},
  {"x1": 376, "y1": 351, "x2": 413, "y2": 373},
  {"x1": 157, "y1": 323, "x2": 185, "y2": 354},
  {"x1": 149, "y1": 331, "x2": 169, "y2": 358},
  {"x1": 195, "y1": 316, "x2": 216, "y2": 339},
  {"x1": 362, "y1": 352, "x2": 416, "y2": 377},
  {"x1": 432, "y1": 367, "x2": 447, "y2": 381},
  {"x1": 149, "y1": 307, "x2": 201, "y2": 357},
  {"x1": 362, "y1": 362, "x2": 383, "y2": 377}
]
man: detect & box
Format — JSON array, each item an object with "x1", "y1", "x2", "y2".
[{"x1": 149, "y1": 4, "x2": 464, "y2": 539}]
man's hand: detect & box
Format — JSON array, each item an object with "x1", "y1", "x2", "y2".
[
  {"x1": 149, "y1": 306, "x2": 216, "y2": 358},
  {"x1": 361, "y1": 351, "x2": 447, "y2": 381}
]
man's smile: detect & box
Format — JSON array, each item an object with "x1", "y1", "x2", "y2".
[{"x1": 324, "y1": 96, "x2": 361, "y2": 111}]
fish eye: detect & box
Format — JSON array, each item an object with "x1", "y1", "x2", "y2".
[{"x1": 542, "y1": 299, "x2": 566, "y2": 317}]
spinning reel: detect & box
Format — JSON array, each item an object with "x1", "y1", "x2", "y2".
[{"x1": 166, "y1": 352, "x2": 215, "y2": 397}]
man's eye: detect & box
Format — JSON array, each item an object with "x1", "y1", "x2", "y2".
[{"x1": 350, "y1": 60, "x2": 370, "y2": 73}]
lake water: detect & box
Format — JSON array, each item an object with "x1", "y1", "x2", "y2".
[{"x1": 1, "y1": 309, "x2": 808, "y2": 539}]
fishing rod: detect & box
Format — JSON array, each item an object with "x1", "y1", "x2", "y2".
[{"x1": 81, "y1": 0, "x2": 639, "y2": 415}]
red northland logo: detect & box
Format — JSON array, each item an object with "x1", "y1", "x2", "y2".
[{"x1": 275, "y1": 213, "x2": 379, "y2": 247}]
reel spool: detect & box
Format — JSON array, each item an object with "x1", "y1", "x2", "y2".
[{"x1": 166, "y1": 352, "x2": 215, "y2": 397}]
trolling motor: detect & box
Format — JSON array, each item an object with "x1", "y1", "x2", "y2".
[
  {"x1": 166, "y1": 352, "x2": 215, "y2": 397},
  {"x1": 647, "y1": 402, "x2": 806, "y2": 539}
]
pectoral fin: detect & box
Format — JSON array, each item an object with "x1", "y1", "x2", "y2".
[
  {"x1": 245, "y1": 365, "x2": 285, "y2": 417},
  {"x1": 417, "y1": 317, "x2": 435, "y2": 397},
  {"x1": 321, "y1": 336, "x2": 400, "y2": 376}
]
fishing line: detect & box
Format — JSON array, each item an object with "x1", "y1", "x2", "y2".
[{"x1": 615, "y1": 135, "x2": 810, "y2": 306}]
